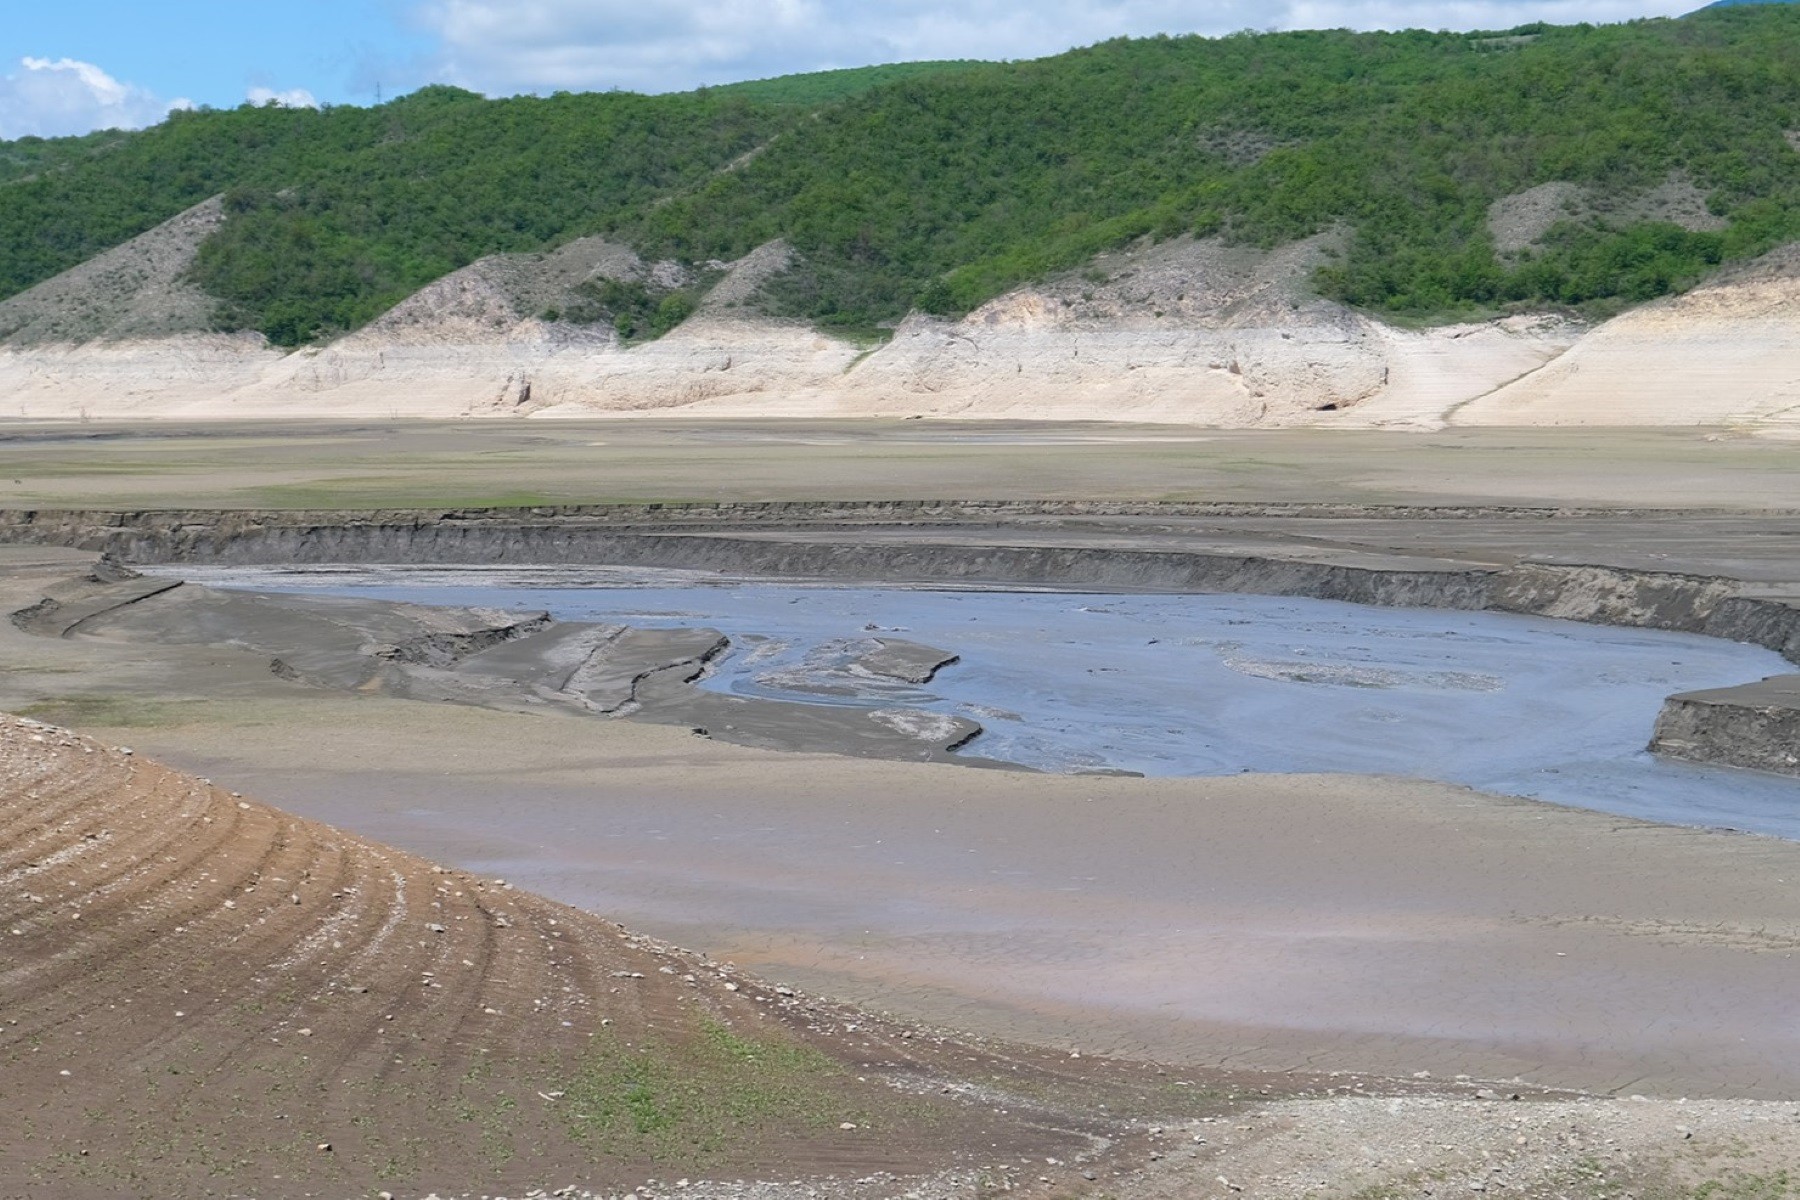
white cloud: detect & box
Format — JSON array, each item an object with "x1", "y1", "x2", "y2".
[
  {"x1": 410, "y1": 0, "x2": 1703, "y2": 95},
  {"x1": 247, "y1": 86, "x2": 321, "y2": 108},
  {"x1": 0, "y1": 57, "x2": 189, "y2": 139}
]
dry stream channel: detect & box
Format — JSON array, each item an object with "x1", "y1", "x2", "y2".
[{"x1": 186, "y1": 564, "x2": 1800, "y2": 837}]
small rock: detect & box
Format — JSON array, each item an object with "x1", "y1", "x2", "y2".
[{"x1": 315, "y1": 1142, "x2": 331, "y2": 1153}]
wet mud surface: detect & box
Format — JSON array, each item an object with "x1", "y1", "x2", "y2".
[
  {"x1": 179, "y1": 564, "x2": 1800, "y2": 837},
  {"x1": 10, "y1": 547, "x2": 1800, "y2": 1104}
]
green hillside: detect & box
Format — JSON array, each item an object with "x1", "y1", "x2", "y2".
[
  {"x1": 4, "y1": 7, "x2": 1800, "y2": 346},
  {"x1": 708, "y1": 61, "x2": 986, "y2": 106}
]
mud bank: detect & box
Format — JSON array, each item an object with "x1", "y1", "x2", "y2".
[
  {"x1": 209, "y1": 566, "x2": 1800, "y2": 832},
  {"x1": 0, "y1": 506, "x2": 1792, "y2": 659},
  {"x1": 13, "y1": 545, "x2": 1800, "y2": 1103},
  {"x1": 4, "y1": 502, "x2": 1798, "y2": 775},
  {"x1": 8, "y1": 565, "x2": 986, "y2": 765},
  {"x1": 1652, "y1": 675, "x2": 1800, "y2": 777}
]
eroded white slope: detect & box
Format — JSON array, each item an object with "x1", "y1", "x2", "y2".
[
  {"x1": 7, "y1": 215, "x2": 1795, "y2": 428},
  {"x1": 1457, "y1": 247, "x2": 1800, "y2": 428}
]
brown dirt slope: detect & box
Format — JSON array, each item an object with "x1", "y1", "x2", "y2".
[{"x1": 0, "y1": 716, "x2": 1111, "y2": 1199}]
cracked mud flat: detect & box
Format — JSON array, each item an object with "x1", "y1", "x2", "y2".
[{"x1": 180, "y1": 564, "x2": 1800, "y2": 837}]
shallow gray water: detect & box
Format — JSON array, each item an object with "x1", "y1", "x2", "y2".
[{"x1": 189, "y1": 565, "x2": 1800, "y2": 838}]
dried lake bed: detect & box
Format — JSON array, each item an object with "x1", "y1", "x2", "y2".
[{"x1": 179, "y1": 564, "x2": 1800, "y2": 838}]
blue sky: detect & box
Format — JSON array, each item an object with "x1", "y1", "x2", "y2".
[{"x1": 3, "y1": 0, "x2": 1706, "y2": 139}]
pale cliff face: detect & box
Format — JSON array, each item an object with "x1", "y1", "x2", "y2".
[{"x1": 4, "y1": 207, "x2": 1796, "y2": 432}]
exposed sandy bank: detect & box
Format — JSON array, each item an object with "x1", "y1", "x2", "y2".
[
  {"x1": 14, "y1": 674, "x2": 1800, "y2": 1198},
  {"x1": 0, "y1": 197, "x2": 288, "y2": 418},
  {"x1": 0, "y1": 332, "x2": 284, "y2": 420},
  {"x1": 1457, "y1": 245, "x2": 1800, "y2": 428},
  {"x1": 0, "y1": 714, "x2": 1112, "y2": 1196}
]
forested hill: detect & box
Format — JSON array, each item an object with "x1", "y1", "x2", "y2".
[{"x1": 4, "y1": 7, "x2": 1800, "y2": 347}]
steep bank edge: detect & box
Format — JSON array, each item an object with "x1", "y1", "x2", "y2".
[
  {"x1": 1651, "y1": 676, "x2": 1800, "y2": 777},
  {"x1": 0, "y1": 509, "x2": 1790, "y2": 655}
]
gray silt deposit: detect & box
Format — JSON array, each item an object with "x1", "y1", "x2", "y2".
[{"x1": 167, "y1": 563, "x2": 1800, "y2": 839}]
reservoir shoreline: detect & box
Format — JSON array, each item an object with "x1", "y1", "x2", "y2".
[{"x1": 5, "y1": 500, "x2": 1798, "y2": 774}]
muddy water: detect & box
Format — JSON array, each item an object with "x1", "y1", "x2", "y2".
[
  {"x1": 190, "y1": 564, "x2": 1800, "y2": 837},
  {"x1": 155, "y1": 563, "x2": 1800, "y2": 1094}
]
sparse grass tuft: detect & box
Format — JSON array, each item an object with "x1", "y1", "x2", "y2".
[
  {"x1": 557, "y1": 1019, "x2": 849, "y2": 1161},
  {"x1": 18, "y1": 695, "x2": 211, "y2": 729},
  {"x1": 1691, "y1": 1171, "x2": 1799, "y2": 1200}
]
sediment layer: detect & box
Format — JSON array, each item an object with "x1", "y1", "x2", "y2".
[
  {"x1": 7, "y1": 565, "x2": 988, "y2": 765},
  {"x1": 1, "y1": 505, "x2": 1794, "y2": 659},
  {"x1": 1651, "y1": 675, "x2": 1800, "y2": 777},
  {"x1": 4, "y1": 502, "x2": 1797, "y2": 771}
]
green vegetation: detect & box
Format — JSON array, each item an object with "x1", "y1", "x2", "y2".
[
  {"x1": 557, "y1": 1021, "x2": 850, "y2": 1160},
  {"x1": 0, "y1": 86, "x2": 781, "y2": 345},
  {"x1": 17, "y1": 695, "x2": 213, "y2": 728},
  {"x1": 188, "y1": 87, "x2": 782, "y2": 345},
  {"x1": 1691, "y1": 1172, "x2": 1799, "y2": 1200},
  {"x1": 4, "y1": 8, "x2": 1800, "y2": 344},
  {"x1": 562, "y1": 272, "x2": 715, "y2": 341},
  {"x1": 652, "y1": 11, "x2": 1800, "y2": 329},
  {"x1": 708, "y1": 60, "x2": 985, "y2": 106},
  {"x1": 0, "y1": 128, "x2": 134, "y2": 186}
]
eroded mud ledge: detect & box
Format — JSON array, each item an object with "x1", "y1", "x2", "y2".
[
  {"x1": 3, "y1": 500, "x2": 1798, "y2": 774},
  {"x1": 9, "y1": 564, "x2": 988, "y2": 765}
]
